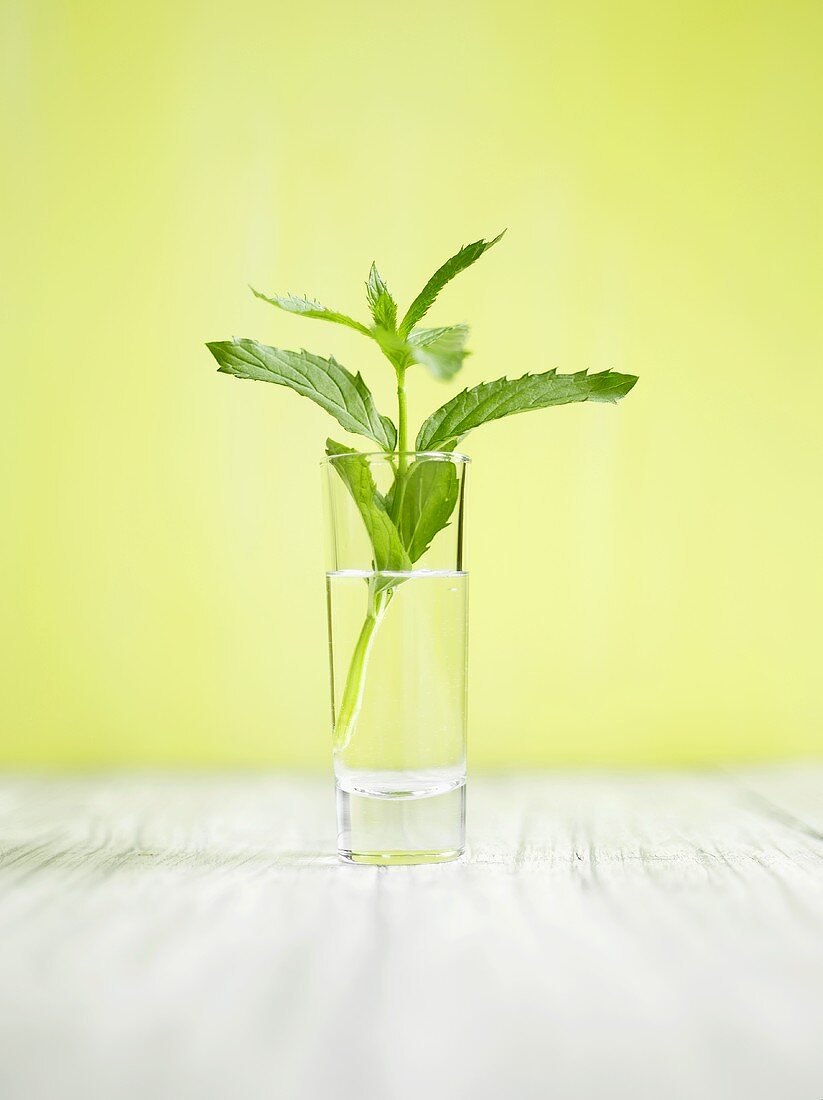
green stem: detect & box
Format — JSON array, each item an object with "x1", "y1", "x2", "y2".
[
  {"x1": 333, "y1": 585, "x2": 391, "y2": 752},
  {"x1": 391, "y1": 368, "x2": 410, "y2": 524},
  {"x1": 397, "y1": 368, "x2": 408, "y2": 471}
]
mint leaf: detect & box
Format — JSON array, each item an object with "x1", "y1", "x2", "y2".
[
  {"x1": 207, "y1": 338, "x2": 397, "y2": 450},
  {"x1": 407, "y1": 324, "x2": 470, "y2": 381},
  {"x1": 399, "y1": 232, "x2": 505, "y2": 337},
  {"x1": 365, "y1": 263, "x2": 398, "y2": 332},
  {"x1": 416, "y1": 368, "x2": 638, "y2": 451},
  {"x1": 250, "y1": 288, "x2": 372, "y2": 336},
  {"x1": 325, "y1": 439, "x2": 411, "y2": 572},
  {"x1": 395, "y1": 459, "x2": 460, "y2": 562}
]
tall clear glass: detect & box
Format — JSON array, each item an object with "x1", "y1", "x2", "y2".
[{"x1": 323, "y1": 451, "x2": 469, "y2": 865}]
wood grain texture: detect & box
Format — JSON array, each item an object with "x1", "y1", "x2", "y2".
[{"x1": 1, "y1": 767, "x2": 822, "y2": 1100}]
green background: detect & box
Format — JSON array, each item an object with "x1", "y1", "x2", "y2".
[{"x1": 2, "y1": 0, "x2": 821, "y2": 765}]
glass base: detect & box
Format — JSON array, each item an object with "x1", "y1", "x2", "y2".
[
  {"x1": 336, "y1": 778, "x2": 465, "y2": 867},
  {"x1": 338, "y1": 847, "x2": 464, "y2": 866}
]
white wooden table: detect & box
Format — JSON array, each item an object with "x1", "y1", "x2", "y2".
[{"x1": 1, "y1": 768, "x2": 821, "y2": 1100}]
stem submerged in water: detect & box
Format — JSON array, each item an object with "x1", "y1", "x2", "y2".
[{"x1": 333, "y1": 583, "x2": 392, "y2": 752}]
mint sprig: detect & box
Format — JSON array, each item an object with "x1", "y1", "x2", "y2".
[
  {"x1": 207, "y1": 231, "x2": 638, "y2": 750},
  {"x1": 246, "y1": 234, "x2": 504, "y2": 395}
]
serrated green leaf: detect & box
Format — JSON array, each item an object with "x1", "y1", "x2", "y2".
[
  {"x1": 365, "y1": 263, "x2": 398, "y2": 332},
  {"x1": 207, "y1": 338, "x2": 396, "y2": 450},
  {"x1": 416, "y1": 368, "x2": 638, "y2": 451},
  {"x1": 399, "y1": 232, "x2": 505, "y2": 337},
  {"x1": 325, "y1": 439, "x2": 411, "y2": 573},
  {"x1": 395, "y1": 458, "x2": 460, "y2": 562},
  {"x1": 407, "y1": 324, "x2": 470, "y2": 381},
  {"x1": 250, "y1": 288, "x2": 372, "y2": 336}
]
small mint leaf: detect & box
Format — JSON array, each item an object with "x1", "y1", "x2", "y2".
[
  {"x1": 407, "y1": 324, "x2": 470, "y2": 381},
  {"x1": 250, "y1": 287, "x2": 372, "y2": 336},
  {"x1": 366, "y1": 263, "x2": 398, "y2": 332},
  {"x1": 399, "y1": 232, "x2": 505, "y2": 337}
]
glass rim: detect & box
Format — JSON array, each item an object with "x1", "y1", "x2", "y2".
[{"x1": 322, "y1": 450, "x2": 470, "y2": 466}]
